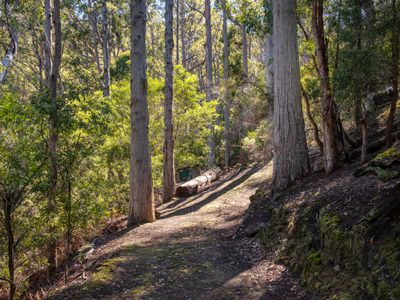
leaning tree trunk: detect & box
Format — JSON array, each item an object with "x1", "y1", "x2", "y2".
[
  {"x1": 301, "y1": 83, "x2": 324, "y2": 153},
  {"x1": 101, "y1": 0, "x2": 110, "y2": 96},
  {"x1": 272, "y1": 0, "x2": 310, "y2": 192},
  {"x1": 312, "y1": 0, "x2": 341, "y2": 173},
  {"x1": 385, "y1": 0, "x2": 399, "y2": 147},
  {"x1": 205, "y1": 0, "x2": 215, "y2": 167},
  {"x1": 162, "y1": 0, "x2": 176, "y2": 203},
  {"x1": 128, "y1": 0, "x2": 156, "y2": 226},
  {"x1": 222, "y1": 0, "x2": 230, "y2": 168}
]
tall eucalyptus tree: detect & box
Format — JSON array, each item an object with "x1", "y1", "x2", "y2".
[
  {"x1": 128, "y1": 0, "x2": 156, "y2": 226},
  {"x1": 163, "y1": 0, "x2": 176, "y2": 203},
  {"x1": 272, "y1": 0, "x2": 310, "y2": 191}
]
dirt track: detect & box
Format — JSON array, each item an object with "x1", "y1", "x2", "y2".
[{"x1": 48, "y1": 165, "x2": 314, "y2": 300}]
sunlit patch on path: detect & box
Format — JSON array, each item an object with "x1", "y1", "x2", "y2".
[{"x1": 48, "y1": 164, "x2": 312, "y2": 300}]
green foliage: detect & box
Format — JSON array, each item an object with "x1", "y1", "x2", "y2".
[
  {"x1": 98, "y1": 66, "x2": 216, "y2": 188},
  {"x1": 0, "y1": 91, "x2": 47, "y2": 294},
  {"x1": 111, "y1": 51, "x2": 131, "y2": 81},
  {"x1": 0, "y1": 62, "x2": 212, "y2": 293}
]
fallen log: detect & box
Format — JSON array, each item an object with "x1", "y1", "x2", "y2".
[{"x1": 175, "y1": 167, "x2": 222, "y2": 197}]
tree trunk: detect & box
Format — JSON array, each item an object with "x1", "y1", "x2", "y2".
[
  {"x1": 128, "y1": 0, "x2": 155, "y2": 226},
  {"x1": 176, "y1": 0, "x2": 180, "y2": 65},
  {"x1": 301, "y1": 83, "x2": 324, "y2": 153},
  {"x1": 163, "y1": 0, "x2": 176, "y2": 203},
  {"x1": 242, "y1": 24, "x2": 248, "y2": 79},
  {"x1": 175, "y1": 168, "x2": 221, "y2": 197},
  {"x1": 64, "y1": 170, "x2": 72, "y2": 283},
  {"x1": 88, "y1": 0, "x2": 103, "y2": 85},
  {"x1": 361, "y1": 106, "x2": 368, "y2": 163},
  {"x1": 0, "y1": 0, "x2": 19, "y2": 84},
  {"x1": 49, "y1": 0, "x2": 62, "y2": 203},
  {"x1": 385, "y1": 0, "x2": 399, "y2": 147},
  {"x1": 45, "y1": 0, "x2": 62, "y2": 274},
  {"x1": 272, "y1": 0, "x2": 310, "y2": 192},
  {"x1": 312, "y1": 0, "x2": 341, "y2": 173},
  {"x1": 181, "y1": 0, "x2": 186, "y2": 68},
  {"x1": 265, "y1": 34, "x2": 274, "y2": 95},
  {"x1": 353, "y1": 1, "x2": 363, "y2": 128},
  {"x1": 222, "y1": 0, "x2": 230, "y2": 168},
  {"x1": 205, "y1": 0, "x2": 215, "y2": 167},
  {"x1": 101, "y1": 0, "x2": 110, "y2": 97},
  {"x1": 5, "y1": 202, "x2": 15, "y2": 300},
  {"x1": 239, "y1": 103, "x2": 244, "y2": 165},
  {"x1": 44, "y1": 0, "x2": 52, "y2": 86}
]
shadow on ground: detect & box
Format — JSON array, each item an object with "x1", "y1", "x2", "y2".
[
  {"x1": 49, "y1": 224, "x2": 248, "y2": 300},
  {"x1": 47, "y1": 166, "x2": 313, "y2": 300},
  {"x1": 159, "y1": 167, "x2": 260, "y2": 219}
]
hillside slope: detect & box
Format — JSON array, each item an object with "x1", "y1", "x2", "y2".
[{"x1": 239, "y1": 145, "x2": 400, "y2": 299}]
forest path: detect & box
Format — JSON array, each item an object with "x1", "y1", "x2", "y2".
[{"x1": 48, "y1": 165, "x2": 312, "y2": 300}]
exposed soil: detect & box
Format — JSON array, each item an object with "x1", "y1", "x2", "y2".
[
  {"x1": 237, "y1": 149, "x2": 400, "y2": 298},
  {"x1": 46, "y1": 165, "x2": 315, "y2": 300}
]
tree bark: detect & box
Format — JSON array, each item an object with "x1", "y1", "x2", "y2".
[
  {"x1": 301, "y1": 83, "x2": 324, "y2": 153},
  {"x1": 242, "y1": 24, "x2": 248, "y2": 79},
  {"x1": 265, "y1": 34, "x2": 274, "y2": 95},
  {"x1": 163, "y1": 0, "x2": 176, "y2": 203},
  {"x1": 88, "y1": 0, "x2": 101, "y2": 73},
  {"x1": 385, "y1": 0, "x2": 399, "y2": 147},
  {"x1": 0, "y1": 0, "x2": 19, "y2": 84},
  {"x1": 101, "y1": 0, "x2": 110, "y2": 96},
  {"x1": 205, "y1": 0, "x2": 215, "y2": 166},
  {"x1": 181, "y1": 0, "x2": 186, "y2": 68},
  {"x1": 272, "y1": 0, "x2": 310, "y2": 192},
  {"x1": 5, "y1": 201, "x2": 15, "y2": 300},
  {"x1": 49, "y1": 0, "x2": 62, "y2": 204},
  {"x1": 128, "y1": 0, "x2": 155, "y2": 226},
  {"x1": 176, "y1": 0, "x2": 180, "y2": 65},
  {"x1": 175, "y1": 168, "x2": 221, "y2": 197},
  {"x1": 223, "y1": 0, "x2": 230, "y2": 168},
  {"x1": 44, "y1": 0, "x2": 52, "y2": 86},
  {"x1": 44, "y1": 0, "x2": 62, "y2": 274},
  {"x1": 353, "y1": 0, "x2": 363, "y2": 129},
  {"x1": 361, "y1": 105, "x2": 368, "y2": 163},
  {"x1": 312, "y1": 0, "x2": 341, "y2": 173}
]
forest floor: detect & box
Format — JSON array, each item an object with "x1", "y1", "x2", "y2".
[{"x1": 47, "y1": 165, "x2": 315, "y2": 300}]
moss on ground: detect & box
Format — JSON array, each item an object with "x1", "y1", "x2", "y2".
[
  {"x1": 91, "y1": 257, "x2": 125, "y2": 284},
  {"x1": 374, "y1": 147, "x2": 400, "y2": 161},
  {"x1": 257, "y1": 195, "x2": 400, "y2": 299}
]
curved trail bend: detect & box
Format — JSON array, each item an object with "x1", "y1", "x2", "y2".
[{"x1": 49, "y1": 165, "x2": 313, "y2": 300}]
